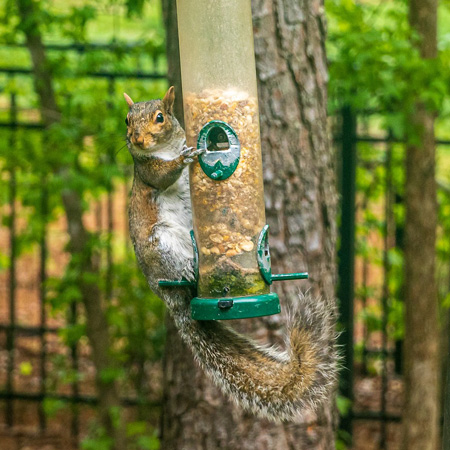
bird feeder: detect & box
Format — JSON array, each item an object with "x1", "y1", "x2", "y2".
[{"x1": 160, "y1": 0, "x2": 308, "y2": 320}]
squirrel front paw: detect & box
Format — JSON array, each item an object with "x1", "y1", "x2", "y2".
[{"x1": 181, "y1": 145, "x2": 205, "y2": 165}]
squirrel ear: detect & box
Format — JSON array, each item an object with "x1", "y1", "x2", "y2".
[
  {"x1": 123, "y1": 93, "x2": 134, "y2": 108},
  {"x1": 163, "y1": 86, "x2": 175, "y2": 113}
]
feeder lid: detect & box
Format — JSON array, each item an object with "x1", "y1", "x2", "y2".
[{"x1": 191, "y1": 293, "x2": 281, "y2": 320}]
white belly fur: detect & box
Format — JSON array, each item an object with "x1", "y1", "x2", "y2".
[{"x1": 154, "y1": 169, "x2": 193, "y2": 264}]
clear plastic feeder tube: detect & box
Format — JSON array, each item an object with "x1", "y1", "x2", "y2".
[{"x1": 177, "y1": 0, "x2": 269, "y2": 299}]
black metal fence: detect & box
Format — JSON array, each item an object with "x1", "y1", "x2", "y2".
[
  {"x1": 337, "y1": 106, "x2": 450, "y2": 448},
  {"x1": 1, "y1": 42, "x2": 450, "y2": 449},
  {"x1": 0, "y1": 42, "x2": 164, "y2": 445}
]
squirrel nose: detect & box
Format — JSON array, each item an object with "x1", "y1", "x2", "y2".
[{"x1": 132, "y1": 134, "x2": 145, "y2": 146}]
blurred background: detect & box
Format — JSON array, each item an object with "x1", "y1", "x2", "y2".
[{"x1": 0, "y1": 0, "x2": 449, "y2": 449}]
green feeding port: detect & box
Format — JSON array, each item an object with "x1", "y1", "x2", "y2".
[{"x1": 197, "y1": 120, "x2": 240, "y2": 181}]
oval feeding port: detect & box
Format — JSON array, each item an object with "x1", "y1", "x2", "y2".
[
  {"x1": 207, "y1": 126, "x2": 230, "y2": 152},
  {"x1": 197, "y1": 120, "x2": 241, "y2": 181}
]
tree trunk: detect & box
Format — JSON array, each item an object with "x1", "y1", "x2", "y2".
[
  {"x1": 403, "y1": 1, "x2": 440, "y2": 449},
  {"x1": 161, "y1": 0, "x2": 337, "y2": 449},
  {"x1": 16, "y1": 0, "x2": 125, "y2": 447}
]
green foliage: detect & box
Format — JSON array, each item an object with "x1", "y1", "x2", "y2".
[
  {"x1": 108, "y1": 253, "x2": 166, "y2": 364},
  {"x1": 81, "y1": 426, "x2": 114, "y2": 450},
  {"x1": 127, "y1": 422, "x2": 160, "y2": 450},
  {"x1": 136, "y1": 434, "x2": 160, "y2": 450},
  {"x1": 43, "y1": 398, "x2": 67, "y2": 418},
  {"x1": 19, "y1": 361, "x2": 33, "y2": 376},
  {"x1": 336, "y1": 394, "x2": 352, "y2": 417},
  {"x1": 0, "y1": 0, "x2": 167, "y2": 446},
  {"x1": 335, "y1": 395, "x2": 352, "y2": 449},
  {"x1": 81, "y1": 417, "x2": 160, "y2": 450},
  {"x1": 330, "y1": 18, "x2": 450, "y2": 450},
  {"x1": 336, "y1": 429, "x2": 351, "y2": 450},
  {"x1": 327, "y1": 0, "x2": 450, "y2": 117}
]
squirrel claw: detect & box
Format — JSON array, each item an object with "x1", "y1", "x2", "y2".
[
  {"x1": 181, "y1": 145, "x2": 205, "y2": 165},
  {"x1": 181, "y1": 145, "x2": 194, "y2": 156}
]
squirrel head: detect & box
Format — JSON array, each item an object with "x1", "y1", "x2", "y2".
[{"x1": 124, "y1": 87, "x2": 183, "y2": 158}]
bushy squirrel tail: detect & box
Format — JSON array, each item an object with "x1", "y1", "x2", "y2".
[{"x1": 168, "y1": 291, "x2": 338, "y2": 422}]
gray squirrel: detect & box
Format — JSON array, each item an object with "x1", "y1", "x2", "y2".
[{"x1": 125, "y1": 86, "x2": 338, "y2": 421}]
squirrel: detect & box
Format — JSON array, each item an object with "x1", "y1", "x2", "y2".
[{"x1": 124, "y1": 86, "x2": 338, "y2": 422}]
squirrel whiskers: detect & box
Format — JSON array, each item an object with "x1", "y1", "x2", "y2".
[{"x1": 125, "y1": 87, "x2": 338, "y2": 421}]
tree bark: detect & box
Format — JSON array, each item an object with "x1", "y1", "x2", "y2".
[
  {"x1": 161, "y1": 0, "x2": 337, "y2": 449},
  {"x1": 15, "y1": 0, "x2": 125, "y2": 447},
  {"x1": 403, "y1": 1, "x2": 440, "y2": 449}
]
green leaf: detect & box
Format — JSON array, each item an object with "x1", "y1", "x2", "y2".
[
  {"x1": 337, "y1": 395, "x2": 352, "y2": 416},
  {"x1": 127, "y1": 421, "x2": 148, "y2": 437},
  {"x1": 99, "y1": 367, "x2": 124, "y2": 384},
  {"x1": 19, "y1": 361, "x2": 33, "y2": 376},
  {"x1": 81, "y1": 435, "x2": 114, "y2": 450},
  {"x1": 137, "y1": 435, "x2": 160, "y2": 450},
  {"x1": 43, "y1": 398, "x2": 67, "y2": 417}
]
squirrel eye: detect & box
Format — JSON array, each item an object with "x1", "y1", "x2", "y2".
[
  {"x1": 125, "y1": 114, "x2": 129, "y2": 126},
  {"x1": 155, "y1": 112, "x2": 164, "y2": 124}
]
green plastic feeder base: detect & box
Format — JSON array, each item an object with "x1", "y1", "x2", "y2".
[{"x1": 191, "y1": 293, "x2": 280, "y2": 321}]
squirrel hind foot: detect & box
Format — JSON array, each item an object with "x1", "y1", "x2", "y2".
[{"x1": 181, "y1": 259, "x2": 196, "y2": 282}]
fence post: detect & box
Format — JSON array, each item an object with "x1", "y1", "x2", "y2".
[
  {"x1": 106, "y1": 76, "x2": 115, "y2": 301},
  {"x1": 69, "y1": 301, "x2": 80, "y2": 445},
  {"x1": 380, "y1": 134, "x2": 393, "y2": 449},
  {"x1": 38, "y1": 178, "x2": 48, "y2": 431},
  {"x1": 6, "y1": 90, "x2": 18, "y2": 428},
  {"x1": 338, "y1": 105, "x2": 357, "y2": 440}
]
